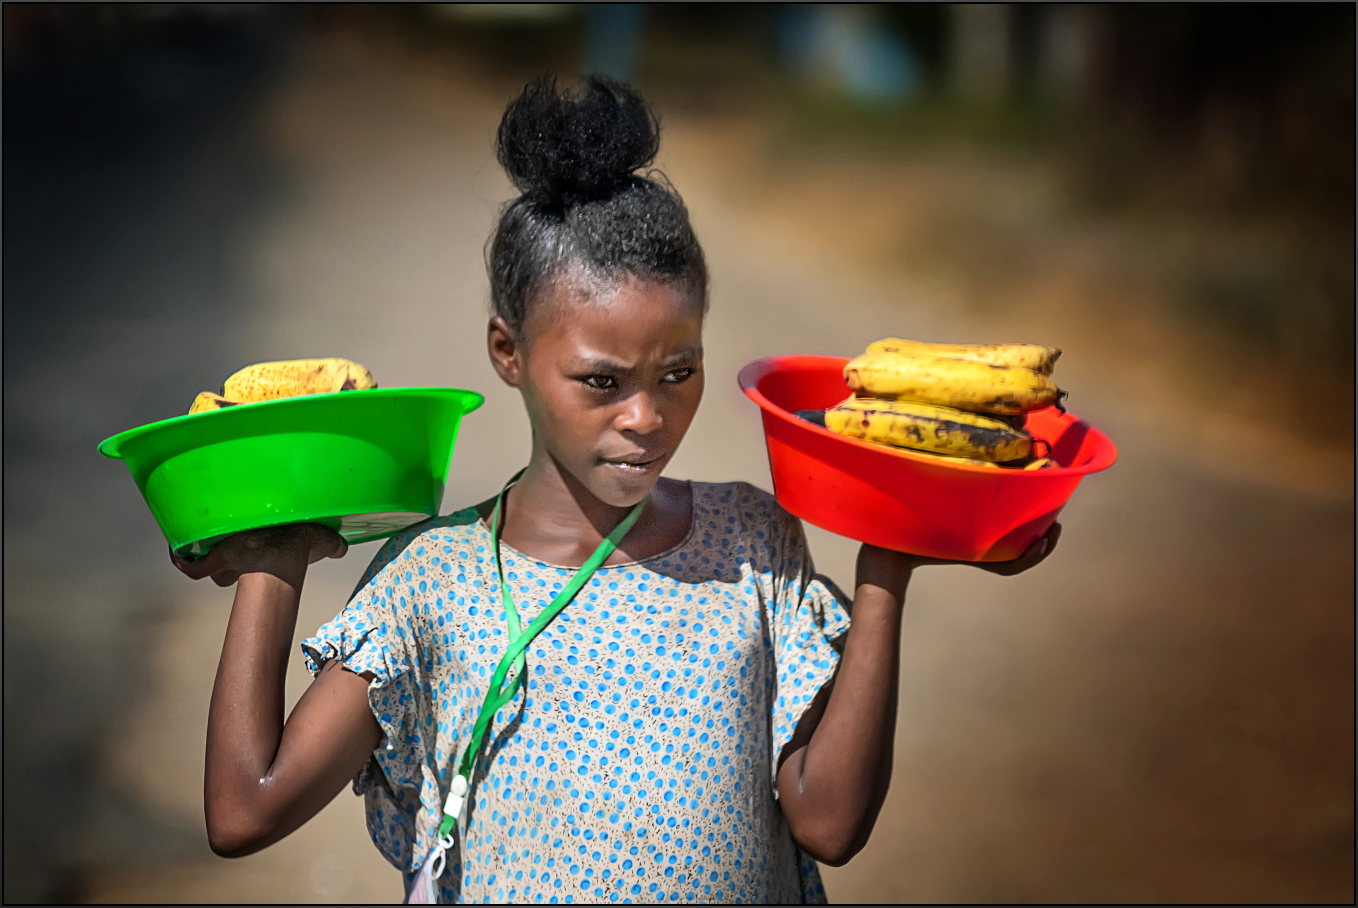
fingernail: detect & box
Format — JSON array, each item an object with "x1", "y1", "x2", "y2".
[{"x1": 1038, "y1": 540, "x2": 1049, "y2": 556}]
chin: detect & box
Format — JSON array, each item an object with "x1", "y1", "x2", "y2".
[{"x1": 589, "y1": 464, "x2": 662, "y2": 508}]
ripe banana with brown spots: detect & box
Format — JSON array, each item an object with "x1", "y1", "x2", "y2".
[
  {"x1": 187, "y1": 392, "x2": 239, "y2": 415},
  {"x1": 798, "y1": 398, "x2": 1033, "y2": 463},
  {"x1": 220, "y1": 358, "x2": 377, "y2": 403},
  {"x1": 865, "y1": 338, "x2": 1061, "y2": 375},
  {"x1": 843, "y1": 352, "x2": 1061, "y2": 415}
]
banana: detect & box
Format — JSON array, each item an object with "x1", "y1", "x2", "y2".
[
  {"x1": 837, "y1": 395, "x2": 1026, "y2": 430},
  {"x1": 934, "y1": 454, "x2": 1003, "y2": 469},
  {"x1": 221, "y1": 358, "x2": 377, "y2": 403},
  {"x1": 843, "y1": 352, "x2": 1060, "y2": 415},
  {"x1": 799, "y1": 399, "x2": 1032, "y2": 462},
  {"x1": 865, "y1": 338, "x2": 1061, "y2": 375},
  {"x1": 188, "y1": 392, "x2": 239, "y2": 415},
  {"x1": 1023, "y1": 457, "x2": 1056, "y2": 470}
]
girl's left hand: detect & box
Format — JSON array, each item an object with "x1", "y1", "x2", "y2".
[{"x1": 908, "y1": 521, "x2": 1062, "y2": 576}]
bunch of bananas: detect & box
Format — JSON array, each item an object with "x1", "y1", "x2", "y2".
[
  {"x1": 187, "y1": 358, "x2": 377, "y2": 414},
  {"x1": 799, "y1": 339, "x2": 1067, "y2": 468}
]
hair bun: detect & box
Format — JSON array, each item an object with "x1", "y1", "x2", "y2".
[{"x1": 497, "y1": 75, "x2": 660, "y2": 207}]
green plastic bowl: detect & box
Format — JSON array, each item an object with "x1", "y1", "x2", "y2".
[{"x1": 98, "y1": 388, "x2": 484, "y2": 557}]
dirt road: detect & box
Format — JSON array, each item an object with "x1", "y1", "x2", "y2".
[{"x1": 5, "y1": 24, "x2": 1350, "y2": 904}]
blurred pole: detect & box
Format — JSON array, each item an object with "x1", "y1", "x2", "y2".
[
  {"x1": 950, "y1": 3, "x2": 1010, "y2": 102},
  {"x1": 1036, "y1": 4, "x2": 1098, "y2": 108},
  {"x1": 583, "y1": 4, "x2": 645, "y2": 82}
]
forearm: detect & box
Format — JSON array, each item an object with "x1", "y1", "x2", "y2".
[
  {"x1": 777, "y1": 526, "x2": 1060, "y2": 864},
  {"x1": 779, "y1": 548, "x2": 912, "y2": 864},
  {"x1": 205, "y1": 566, "x2": 306, "y2": 852},
  {"x1": 177, "y1": 525, "x2": 378, "y2": 857}
]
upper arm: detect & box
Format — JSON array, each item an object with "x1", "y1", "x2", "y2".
[
  {"x1": 278, "y1": 659, "x2": 383, "y2": 785},
  {"x1": 775, "y1": 681, "x2": 831, "y2": 800}
]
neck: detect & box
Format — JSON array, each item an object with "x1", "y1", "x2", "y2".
[{"x1": 511, "y1": 444, "x2": 639, "y2": 544}]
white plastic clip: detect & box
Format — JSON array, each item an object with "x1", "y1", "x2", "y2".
[{"x1": 444, "y1": 774, "x2": 469, "y2": 820}]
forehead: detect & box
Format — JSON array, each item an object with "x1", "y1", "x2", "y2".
[{"x1": 527, "y1": 275, "x2": 704, "y2": 358}]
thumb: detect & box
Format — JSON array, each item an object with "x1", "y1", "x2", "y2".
[{"x1": 305, "y1": 524, "x2": 348, "y2": 563}]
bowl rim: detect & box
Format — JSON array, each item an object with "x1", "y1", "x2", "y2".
[
  {"x1": 97, "y1": 386, "x2": 485, "y2": 460},
  {"x1": 738, "y1": 354, "x2": 1118, "y2": 477}
]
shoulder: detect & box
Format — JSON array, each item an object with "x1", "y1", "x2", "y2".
[
  {"x1": 693, "y1": 480, "x2": 796, "y2": 524},
  {"x1": 690, "y1": 481, "x2": 803, "y2": 551},
  {"x1": 350, "y1": 507, "x2": 488, "y2": 601}
]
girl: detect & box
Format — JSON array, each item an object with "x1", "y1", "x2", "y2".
[{"x1": 174, "y1": 76, "x2": 1056, "y2": 904}]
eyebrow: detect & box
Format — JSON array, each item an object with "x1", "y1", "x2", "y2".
[{"x1": 568, "y1": 347, "x2": 703, "y2": 373}]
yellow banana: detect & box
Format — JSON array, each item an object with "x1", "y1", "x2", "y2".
[
  {"x1": 843, "y1": 351, "x2": 1060, "y2": 415},
  {"x1": 840, "y1": 394, "x2": 1029, "y2": 428},
  {"x1": 923, "y1": 453, "x2": 1003, "y2": 469},
  {"x1": 221, "y1": 358, "x2": 377, "y2": 403},
  {"x1": 1023, "y1": 457, "x2": 1056, "y2": 470},
  {"x1": 188, "y1": 392, "x2": 239, "y2": 415},
  {"x1": 865, "y1": 338, "x2": 1061, "y2": 375},
  {"x1": 805, "y1": 398, "x2": 1033, "y2": 462}
]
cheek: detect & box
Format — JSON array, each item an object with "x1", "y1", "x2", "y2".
[
  {"x1": 668, "y1": 374, "x2": 704, "y2": 429},
  {"x1": 523, "y1": 375, "x2": 606, "y2": 448}
]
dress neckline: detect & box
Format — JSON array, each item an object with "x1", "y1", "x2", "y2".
[{"x1": 474, "y1": 480, "x2": 699, "y2": 572}]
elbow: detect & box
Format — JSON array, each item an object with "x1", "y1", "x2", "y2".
[
  {"x1": 205, "y1": 805, "x2": 270, "y2": 858},
  {"x1": 788, "y1": 819, "x2": 865, "y2": 868},
  {"x1": 801, "y1": 839, "x2": 862, "y2": 868},
  {"x1": 207, "y1": 821, "x2": 261, "y2": 858}
]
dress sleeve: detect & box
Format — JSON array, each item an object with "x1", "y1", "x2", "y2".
[
  {"x1": 299, "y1": 523, "x2": 439, "y2": 873},
  {"x1": 759, "y1": 495, "x2": 852, "y2": 795}
]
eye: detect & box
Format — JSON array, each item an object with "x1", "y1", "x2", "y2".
[
  {"x1": 662, "y1": 367, "x2": 695, "y2": 384},
  {"x1": 581, "y1": 374, "x2": 618, "y2": 391}
]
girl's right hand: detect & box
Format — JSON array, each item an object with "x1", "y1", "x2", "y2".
[{"x1": 170, "y1": 524, "x2": 348, "y2": 587}]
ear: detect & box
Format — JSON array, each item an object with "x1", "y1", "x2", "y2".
[{"x1": 487, "y1": 316, "x2": 523, "y2": 388}]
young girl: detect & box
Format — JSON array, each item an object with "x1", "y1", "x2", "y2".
[{"x1": 174, "y1": 76, "x2": 1056, "y2": 904}]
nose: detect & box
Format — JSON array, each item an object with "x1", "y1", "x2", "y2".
[{"x1": 615, "y1": 391, "x2": 663, "y2": 436}]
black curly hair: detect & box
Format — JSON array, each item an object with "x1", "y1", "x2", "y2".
[{"x1": 487, "y1": 75, "x2": 708, "y2": 337}]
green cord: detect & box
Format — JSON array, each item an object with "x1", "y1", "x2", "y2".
[{"x1": 438, "y1": 472, "x2": 647, "y2": 838}]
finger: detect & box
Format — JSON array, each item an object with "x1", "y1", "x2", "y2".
[
  {"x1": 170, "y1": 550, "x2": 201, "y2": 576},
  {"x1": 985, "y1": 536, "x2": 1049, "y2": 576},
  {"x1": 176, "y1": 561, "x2": 216, "y2": 580},
  {"x1": 315, "y1": 525, "x2": 348, "y2": 560},
  {"x1": 172, "y1": 546, "x2": 219, "y2": 580},
  {"x1": 987, "y1": 559, "x2": 1027, "y2": 577},
  {"x1": 1043, "y1": 522, "x2": 1063, "y2": 558},
  {"x1": 997, "y1": 524, "x2": 1062, "y2": 575},
  {"x1": 211, "y1": 569, "x2": 242, "y2": 588},
  {"x1": 298, "y1": 524, "x2": 347, "y2": 563},
  {"x1": 1025, "y1": 537, "x2": 1050, "y2": 564}
]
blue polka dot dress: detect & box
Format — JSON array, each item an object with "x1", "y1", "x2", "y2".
[{"x1": 302, "y1": 482, "x2": 851, "y2": 904}]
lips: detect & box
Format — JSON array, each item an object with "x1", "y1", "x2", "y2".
[{"x1": 601, "y1": 452, "x2": 663, "y2": 472}]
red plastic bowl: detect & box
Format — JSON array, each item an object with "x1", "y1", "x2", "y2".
[{"x1": 739, "y1": 355, "x2": 1118, "y2": 562}]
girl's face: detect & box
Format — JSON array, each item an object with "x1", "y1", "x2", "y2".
[{"x1": 489, "y1": 274, "x2": 705, "y2": 508}]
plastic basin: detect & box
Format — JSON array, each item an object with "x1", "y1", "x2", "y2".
[
  {"x1": 738, "y1": 355, "x2": 1117, "y2": 561},
  {"x1": 98, "y1": 387, "x2": 483, "y2": 557}
]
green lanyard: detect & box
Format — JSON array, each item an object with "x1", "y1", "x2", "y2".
[{"x1": 436, "y1": 471, "x2": 647, "y2": 839}]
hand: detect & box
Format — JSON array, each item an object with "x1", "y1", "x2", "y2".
[
  {"x1": 855, "y1": 543, "x2": 918, "y2": 600},
  {"x1": 904, "y1": 522, "x2": 1062, "y2": 576},
  {"x1": 170, "y1": 524, "x2": 348, "y2": 588}
]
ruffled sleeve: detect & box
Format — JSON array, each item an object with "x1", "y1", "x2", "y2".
[
  {"x1": 758, "y1": 495, "x2": 852, "y2": 795},
  {"x1": 299, "y1": 515, "x2": 474, "y2": 874}
]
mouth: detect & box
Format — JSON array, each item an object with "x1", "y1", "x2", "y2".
[{"x1": 600, "y1": 453, "x2": 664, "y2": 476}]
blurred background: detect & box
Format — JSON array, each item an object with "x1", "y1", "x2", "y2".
[{"x1": 3, "y1": 4, "x2": 1352, "y2": 903}]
